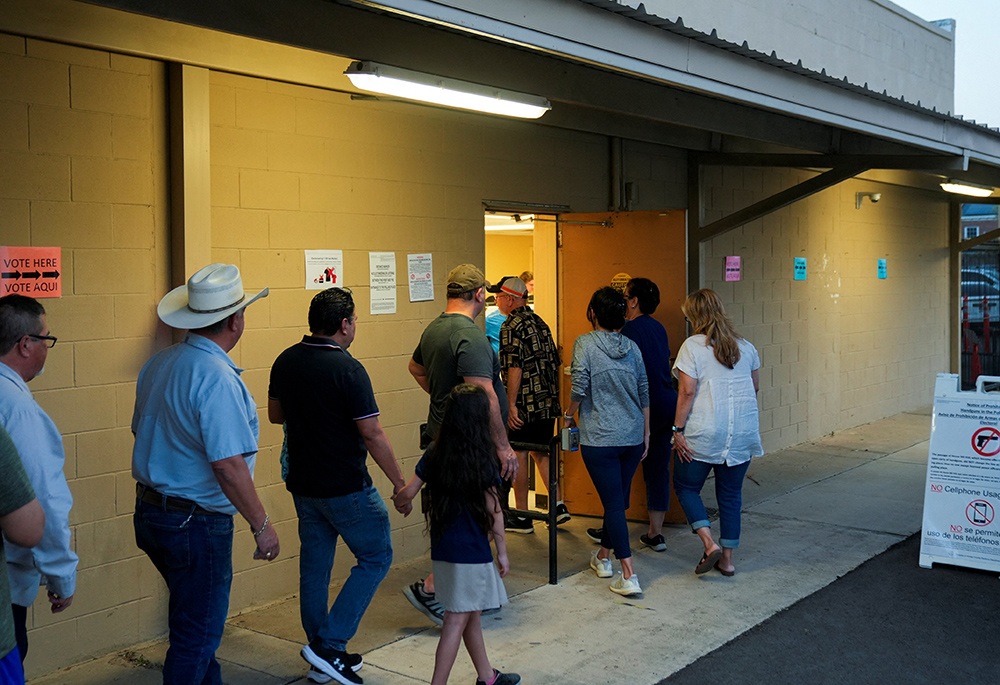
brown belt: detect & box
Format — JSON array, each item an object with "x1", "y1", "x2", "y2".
[{"x1": 136, "y1": 483, "x2": 224, "y2": 516}]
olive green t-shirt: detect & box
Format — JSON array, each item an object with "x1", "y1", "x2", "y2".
[
  {"x1": 412, "y1": 312, "x2": 508, "y2": 439},
  {"x1": 0, "y1": 423, "x2": 35, "y2": 660}
]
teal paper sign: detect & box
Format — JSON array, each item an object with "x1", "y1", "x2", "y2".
[
  {"x1": 793, "y1": 257, "x2": 807, "y2": 281},
  {"x1": 877, "y1": 259, "x2": 887, "y2": 279}
]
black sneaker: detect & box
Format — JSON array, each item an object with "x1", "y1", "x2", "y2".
[
  {"x1": 301, "y1": 642, "x2": 363, "y2": 685},
  {"x1": 402, "y1": 580, "x2": 444, "y2": 626},
  {"x1": 554, "y1": 501, "x2": 571, "y2": 525},
  {"x1": 640, "y1": 533, "x2": 667, "y2": 552},
  {"x1": 475, "y1": 668, "x2": 521, "y2": 685},
  {"x1": 505, "y1": 515, "x2": 535, "y2": 534},
  {"x1": 308, "y1": 653, "x2": 362, "y2": 682},
  {"x1": 586, "y1": 527, "x2": 603, "y2": 544}
]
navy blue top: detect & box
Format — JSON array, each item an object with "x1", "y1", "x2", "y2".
[
  {"x1": 415, "y1": 449, "x2": 494, "y2": 564},
  {"x1": 622, "y1": 315, "x2": 678, "y2": 430}
]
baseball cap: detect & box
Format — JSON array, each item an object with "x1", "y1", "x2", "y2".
[
  {"x1": 487, "y1": 276, "x2": 528, "y2": 298},
  {"x1": 446, "y1": 264, "x2": 487, "y2": 294}
]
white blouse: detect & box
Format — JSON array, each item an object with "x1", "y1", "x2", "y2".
[{"x1": 673, "y1": 334, "x2": 764, "y2": 465}]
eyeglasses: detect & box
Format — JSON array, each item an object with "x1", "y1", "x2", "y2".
[{"x1": 27, "y1": 334, "x2": 57, "y2": 348}]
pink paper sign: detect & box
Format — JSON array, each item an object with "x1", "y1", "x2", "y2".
[{"x1": 725, "y1": 255, "x2": 741, "y2": 282}]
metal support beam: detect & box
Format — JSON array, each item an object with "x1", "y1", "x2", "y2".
[
  {"x1": 695, "y1": 164, "x2": 869, "y2": 244},
  {"x1": 950, "y1": 199, "x2": 962, "y2": 374},
  {"x1": 698, "y1": 153, "x2": 968, "y2": 172}
]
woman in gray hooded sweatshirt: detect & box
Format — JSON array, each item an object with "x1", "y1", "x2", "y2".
[{"x1": 563, "y1": 287, "x2": 649, "y2": 596}]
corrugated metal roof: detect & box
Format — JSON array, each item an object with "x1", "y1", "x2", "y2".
[{"x1": 578, "y1": 0, "x2": 1000, "y2": 136}]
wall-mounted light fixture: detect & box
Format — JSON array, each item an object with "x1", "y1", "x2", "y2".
[
  {"x1": 939, "y1": 179, "x2": 995, "y2": 197},
  {"x1": 855, "y1": 192, "x2": 881, "y2": 209},
  {"x1": 344, "y1": 61, "x2": 551, "y2": 119}
]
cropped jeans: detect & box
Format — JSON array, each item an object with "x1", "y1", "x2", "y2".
[
  {"x1": 581, "y1": 443, "x2": 645, "y2": 560},
  {"x1": 293, "y1": 484, "x2": 393, "y2": 652},
  {"x1": 134, "y1": 497, "x2": 234, "y2": 685},
  {"x1": 672, "y1": 457, "x2": 751, "y2": 548}
]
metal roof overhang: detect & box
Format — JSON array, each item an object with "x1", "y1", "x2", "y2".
[{"x1": 26, "y1": 0, "x2": 1000, "y2": 187}]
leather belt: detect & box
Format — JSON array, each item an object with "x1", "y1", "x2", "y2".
[{"x1": 136, "y1": 483, "x2": 224, "y2": 516}]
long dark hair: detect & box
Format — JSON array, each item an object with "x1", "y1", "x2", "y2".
[{"x1": 424, "y1": 384, "x2": 499, "y2": 544}]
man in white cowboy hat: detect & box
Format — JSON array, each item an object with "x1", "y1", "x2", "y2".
[{"x1": 131, "y1": 263, "x2": 279, "y2": 685}]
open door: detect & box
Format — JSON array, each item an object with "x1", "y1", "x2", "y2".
[{"x1": 557, "y1": 209, "x2": 688, "y2": 522}]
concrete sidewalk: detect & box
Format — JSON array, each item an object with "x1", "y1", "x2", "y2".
[{"x1": 30, "y1": 409, "x2": 931, "y2": 684}]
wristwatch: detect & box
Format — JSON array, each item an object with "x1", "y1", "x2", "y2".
[{"x1": 672, "y1": 425, "x2": 685, "y2": 433}]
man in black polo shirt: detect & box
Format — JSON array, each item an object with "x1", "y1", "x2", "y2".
[{"x1": 269, "y1": 288, "x2": 408, "y2": 685}]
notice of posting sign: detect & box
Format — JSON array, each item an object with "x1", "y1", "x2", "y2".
[
  {"x1": 920, "y1": 373, "x2": 1000, "y2": 573},
  {"x1": 1, "y1": 247, "x2": 62, "y2": 298}
]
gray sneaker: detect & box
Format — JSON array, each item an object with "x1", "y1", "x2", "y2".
[
  {"x1": 640, "y1": 533, "x2": 667, "y2": 552},
  {"x1": 402, "y1": 580, "x2": 444, "y2": 626},
  {"x1": 475, "y1": 668, "x2": 521, "y2": 685}
]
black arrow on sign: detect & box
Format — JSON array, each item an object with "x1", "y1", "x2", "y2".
[
  {"x1": 42, "y1": 270, "x2": 59, "y2": 278},
  {"x1": 1, "y1": 271, "x2": 21, "y2": 280},
  {"x1": 21, "y1": 271, "x2": 40, "y2": 279}
]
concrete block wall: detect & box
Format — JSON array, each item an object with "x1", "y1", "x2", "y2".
[
  {"x1": 0, "y1": 34, "x2": 171, "y2": 677},
  {"x1": 635, "y1": 0, "x2": 955, "y2": 114},
  {"x1": 208, "y1": 72, "x2": 616, "y2": 611},
  {"x1": 700, "y1": 165, "x2": 948, "y2": 453}
]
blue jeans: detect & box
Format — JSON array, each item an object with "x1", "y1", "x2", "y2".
[
  {"x1": 672, "y1": 457, "x2": 751, "y2": 548},
  {"x1": 294, "y1": 485, "x2": 393, "y2": 651},
  {"x1": 581, "y1": 444, "x2": 645, "y2": 560},
  {"x1": 134, "y1": 498, "x2": 234, "y2": 685},
  {"x1": 0, "y1": 646, "x2": 24, "y2": 685}
]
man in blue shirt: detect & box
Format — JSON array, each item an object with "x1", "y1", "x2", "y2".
[
  {"x1": 132, "y1": 264, "x2": 279, "y2": 685},
  {"x1": 0, "y1": 294, "x2": 77, "y2": 666}
]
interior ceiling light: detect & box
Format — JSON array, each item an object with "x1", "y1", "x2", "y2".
[
  {"x1": 344, "y1": 61, "x2": 551, "y2": 119},
  {"x1": 940, "y1": 179, "x2": 995, "y2": 197}
]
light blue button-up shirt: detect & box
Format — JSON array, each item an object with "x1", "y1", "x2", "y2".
[
  {"x1": 0, "y1": 361, "x2": 78, "y2": 606},
  {"x1": 131, "y1": 333, "x2": 259, "y2": 515}
]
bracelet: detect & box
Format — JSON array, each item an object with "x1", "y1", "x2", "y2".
[
  {"x1": 563, "y1": 413, "x2": 574, "y2": 420},
  {"x1": 253, "y1": 514, "x2": 269, "y2": 538},
  {"x1": 672, "y1": 425, "x2": 685, "y2": 434}
]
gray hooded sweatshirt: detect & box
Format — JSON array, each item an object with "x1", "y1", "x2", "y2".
[{"x1": 570, "y1": 330, "x2": 649, "y2": 447}]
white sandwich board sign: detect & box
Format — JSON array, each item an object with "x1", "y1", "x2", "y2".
[{"x1": 920, "y1": 373, "x2": 1000, "y2": 573}]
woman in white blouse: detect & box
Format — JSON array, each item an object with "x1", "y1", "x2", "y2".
[{"x1": 671, "y1": 289, "x2": 763, "y2": 577}]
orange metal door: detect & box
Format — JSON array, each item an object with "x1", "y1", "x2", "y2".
[{"x1": 557, "y1": 209, "x2": 688, "y2": 523}]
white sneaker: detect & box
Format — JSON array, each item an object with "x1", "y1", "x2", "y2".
[
  {"x1": 609, "y1": 572, "x2": 642, "y2": 596},
  {"x1": 590, "y1": 550, "x2": 613, "y2": 578}
]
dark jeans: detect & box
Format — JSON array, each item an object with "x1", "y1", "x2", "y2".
[
  {"x1": 293, "y1": 485, "x2": 393, "y2": 652},
  {"x1": 134, "y1": 497, "x2": 234, "y2": 685},
  {"x1": 641, "y1": 427, "x2": 673, "y2": 511},
  {"x1": 673, "y1": 457, "x2": 752, "y2": 548},
  {"x1": 11, "y1": 603, "x2": 26, "y2": 663},
  {"x1": 581, "y1": 443, "x2": 645, "y2": 560}
]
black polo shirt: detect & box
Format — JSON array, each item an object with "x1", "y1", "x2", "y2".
[{"x1": 268, "y1": 335, "x2": 379, "y2": 498}]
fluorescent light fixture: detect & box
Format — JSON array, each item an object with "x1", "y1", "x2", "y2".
[
  {"x1": 344, "y1": 61, "x2": 551, "y2": 119},
  {"x1": 940, "y1": 179, "x2": 995, "y2": 197}
]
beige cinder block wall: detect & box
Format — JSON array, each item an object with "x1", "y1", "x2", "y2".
[
  {"x1": 700, "y1": 166, "x2": 948, "y2": 453},
  {"x1": 207, "y1": 72, "x2": 615, "y2": 612},
  {"x1": 0, "y1": 34, "x2": 171, "y2": 677}
]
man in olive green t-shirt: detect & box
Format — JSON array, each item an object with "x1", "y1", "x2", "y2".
[
  {"x1": 0, "y1": 424, "x2": 45, "y2": 683},
  {"x1": 400, "y1": 264, "x2": 517, "y2": 625}
]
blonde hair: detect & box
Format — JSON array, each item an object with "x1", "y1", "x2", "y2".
[{"x1": 682, "y1": 289, "x2": 742, "y2": 369}]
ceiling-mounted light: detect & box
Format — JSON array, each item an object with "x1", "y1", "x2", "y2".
[
  {"x1": 344, "y1": 61, "x2": 551, "y2": 119},
  {"x1": 940, "y1": 180, "x2": 995, "y2": 197}
]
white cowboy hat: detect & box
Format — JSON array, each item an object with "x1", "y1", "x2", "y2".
[{"x1": 157, "y1": 263, "x2": 269, "y2": 329}]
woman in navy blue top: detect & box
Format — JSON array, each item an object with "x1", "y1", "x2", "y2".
[
  {"x1": 622, "y1": 278, "x2": 679, "y2": 552},
  {"x1": 395, "y1": 384, "x2": 521, "y2": 685}
]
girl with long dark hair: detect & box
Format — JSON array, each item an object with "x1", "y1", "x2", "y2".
[{"x1": 394, "y1": 384, "x2": 520, "y2": 685}]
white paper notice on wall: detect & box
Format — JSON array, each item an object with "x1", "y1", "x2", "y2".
[
  {"x1": 408, "y1": 253, "x2": 434, "y2": 303},
  {"x1": 305, "y1": 250, "x2": 344, "y2": 290},
  {"x1": 369, "y1": 252, "x2": 396, "y2": 315},
  {"x1": 919, "y1": 373, "x2": 1000, "y2": 574}
]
